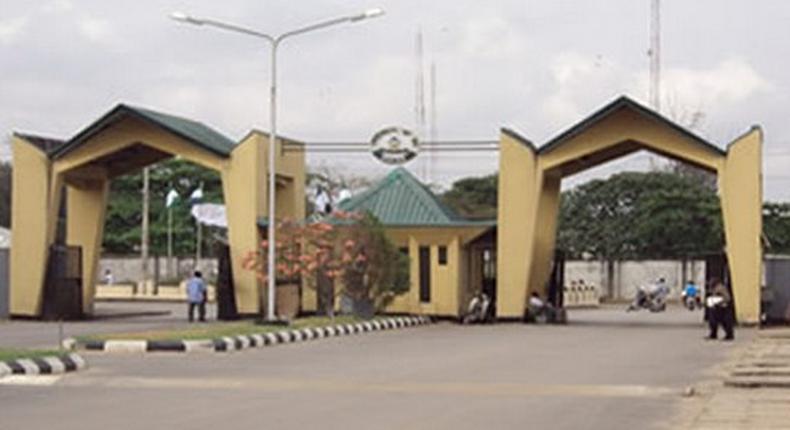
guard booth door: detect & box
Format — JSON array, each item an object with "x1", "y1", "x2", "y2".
[{"x1": 41, "y1": 245, "x2": 83, "y2": 320}]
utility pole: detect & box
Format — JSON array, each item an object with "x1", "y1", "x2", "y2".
[{"x1": 140, "y1": 167, "x2": 150, "y2": 295}]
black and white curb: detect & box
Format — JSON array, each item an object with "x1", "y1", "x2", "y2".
[
  {"x1": 68, "y1": 315, "x2": 432, "y2": 353},
  {"x1": 0, "y1": 353, "x2": 87, "y2": 377},
  {"x1": 214, "y1": 315, "x2": 431, "y2": 352}
]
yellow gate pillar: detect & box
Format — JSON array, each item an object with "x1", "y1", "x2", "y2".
[
  {"x1": 65, "y1": 178, "x2": 110, "y2": 315},
  {"x1": 497, "y1": 129, "x2": 539, "y2": 318},
  {"x1": 526, "y1": 172, "x2": 562, "y2": 299},
  {"x1": 719, "y1": 127, "x2": 763, "y2": 324},
  {"x1": 9, "y1": 136, "x2": 54, "y2": 316}
]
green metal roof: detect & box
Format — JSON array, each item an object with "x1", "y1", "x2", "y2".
[
  {"x1": 337, "y1": 167, "x2": 495, "y2": 227},
  {"x1": 50, "y1": 104, "x2": 237, "y2": 159}
]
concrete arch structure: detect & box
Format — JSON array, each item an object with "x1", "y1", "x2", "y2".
[
  {"x1": 497, "y1": 96, "x2": 763, "y2": 323},
  {"x1": 10, "y1": 104, "x2": 305, "y2": 317}
]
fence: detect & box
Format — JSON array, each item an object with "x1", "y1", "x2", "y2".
[{"x1": 564, "y1": 259, "x2": 707, "y2": 301}]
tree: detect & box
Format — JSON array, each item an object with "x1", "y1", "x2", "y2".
[
  {"x1": 306, "y1": 166, "x2": 373, "y2": 217},
  {"x1": 441, "y1": 174, "x2": 497, "y2": 219},
  {"x1": 243, "y1": 212, "x2": 409, "y2": 318},
  {"x1": 341, "y1": 212, "x2": 410, "y2": 312},
  {"x1": 0, "y1": 162, "x2": 11, "y2": 228},
  {"x1": 763, "y1": 202, "x2": 790, "y2": 254},
  {"x1": 103, "y1": 159, "x2": 223, "y2": 256},
  {"x1": 557, "y1": 171, "x2": 723, "y2": 260}
]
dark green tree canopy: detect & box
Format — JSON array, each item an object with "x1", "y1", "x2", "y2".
[
  {"x1": 557, "y1": 171, "x2": 723, "y2": 260},
  {"x1": 103, "y1": 159, "x2": 223, "y2": 256},
  {"x1": 441, "y1": 174, "x2": 497, "y2": 220}
]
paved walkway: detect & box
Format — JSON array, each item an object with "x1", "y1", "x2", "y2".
[{"x1": 673, "y1": 327, "x2": 790, "y2": 429}]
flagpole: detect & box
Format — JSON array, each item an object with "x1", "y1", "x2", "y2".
[
  {"x1": 195, "y1": 219, "x2": 202, "y2": 268},
  {"x1": 167, "y1": 205, "x2": 173, "y2": 278}
]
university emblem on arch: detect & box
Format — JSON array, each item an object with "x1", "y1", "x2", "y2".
[{"x1": 370, "y1": 126, "x2": 419, "y2": 165}]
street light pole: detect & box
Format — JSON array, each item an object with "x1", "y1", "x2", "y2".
[{"x1": 172, "y1": 8, "x2": 384, "y2": 321}]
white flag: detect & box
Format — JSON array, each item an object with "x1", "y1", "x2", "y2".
[
  {"x1": 165, "y1": 189, "x2": 179, "y2": 208},
  {"x1": 189, "y1": 186, "x2": 204, "y2": 203}
]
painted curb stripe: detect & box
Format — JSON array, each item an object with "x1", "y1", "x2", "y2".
[
  {"x1": 16, "y1": 359, "x2": 40, "y2": 375},
  {"x1": 31, "y1": 358, "x2": 53, "y2": 374},
  {"x1": 83, "y1": 340, "x2": 105, "y2": 350},
  {"x1": 43, "y1": 357, "x2": 66, "y2": 374},
  {"x1": 60, "y1": 355, "x2": 77, "y2": 372},
  {"x1": 0, "y1": 362, "x2": 11, "y2": 377},
  {"x1": 6, "y1": 361, "x2": 25, "y2": 374},
  {"x1": 147, "y1": 341, "x2": 187, "y2": 352},
  {"x1": 68, "y1": 353, "x2": 87, "y2": 369},
  {"x1": 264, "y1": 333, "x2": 278, "y2": 345}
]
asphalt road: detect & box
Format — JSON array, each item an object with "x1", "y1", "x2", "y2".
[
  {"x1": 0, "y1": 306, "x2": 750, "y2": 430},
  {"x1": 0, "y1": 301, "x2": 212, "y2": 348}
]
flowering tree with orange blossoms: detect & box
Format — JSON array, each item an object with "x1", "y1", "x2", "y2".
[{"x1": 242, "y1": 211, "x2": 367, "y2": 318}]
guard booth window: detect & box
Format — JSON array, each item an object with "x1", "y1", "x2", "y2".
[
  {"x1": 438, "y1": 246, "x2": 448, "y2": 265},
  {"x1": 419, "y1": 246, "x2": 431, "y2": 303},
  {"x1": 399, "y1": 247, "x2": 411, "y2": 291}
]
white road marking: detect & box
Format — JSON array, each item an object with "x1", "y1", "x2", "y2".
[{"x1": 0, "y1": 375, "x2": 63, "y2": 386}]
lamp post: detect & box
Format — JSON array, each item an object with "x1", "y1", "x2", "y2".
[{"x1": 172, "y1": 8, "x2": 384, "y2": 321}]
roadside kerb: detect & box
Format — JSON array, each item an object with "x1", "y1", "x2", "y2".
[
  {"x1": 66, "y1": 315, "x2": 432, "y2": 353},
  {"x1": 0, "y1": 353, "x2": 87, "y2": 377}
]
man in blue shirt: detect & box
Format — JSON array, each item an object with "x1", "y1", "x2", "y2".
[{"x1": 186, "y1": 271, "x2": 207, "y2": 322}]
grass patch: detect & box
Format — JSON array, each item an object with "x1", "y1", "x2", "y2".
[
  {"x1": 76, "y1": 315, "x2": 371, "y2": 342},
  {"x1": 0, "y1": 349, "x2": 64, "y2": 362}
]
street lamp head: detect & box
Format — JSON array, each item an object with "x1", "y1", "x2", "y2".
[
  {"x1": 350, "y1": 8, "x2": 385, "y2": 22},
  {"x1": 170, "y1": 11, "x2": 204, "y2": 25}
]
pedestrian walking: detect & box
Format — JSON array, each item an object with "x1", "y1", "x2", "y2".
[
  {"x1": 186, "y1": 271, "x2": 207, "y2": 322},
  {"x1": 705, "y1": 278, "x2": 734, "y2": 341}
]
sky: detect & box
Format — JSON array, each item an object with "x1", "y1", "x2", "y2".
[{"x1": 1, "y1": 0, "x2": 789, "y2": 200}]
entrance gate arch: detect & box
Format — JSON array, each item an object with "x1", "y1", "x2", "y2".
[
  {"x1": 497, "y1": 96, "x2": 762, "y2": 323},
  {"x1": 10, "y1": 104, "x2": 305, "y2": 317}
]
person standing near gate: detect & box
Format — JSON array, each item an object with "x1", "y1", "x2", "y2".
[
  {"x1": 186, "y1": 271, "x2": 207, "y2": 322},
  {"x1": 706, "y1": 278, "x2": 734, "y2": 341}
]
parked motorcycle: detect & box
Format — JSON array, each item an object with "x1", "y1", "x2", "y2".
[{"x1": 626, "y1": 284, "x2": 668, "y2": 313}]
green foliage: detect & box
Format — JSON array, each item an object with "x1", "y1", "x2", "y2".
[
  {"x1": 342, "y1": 212, "x2": 410, "y2": 309},
  {"x1": 441, "y1": 174, "x2": 497, "y2": 219},
  {"x1": 0, "y1": 162, "x2": 11, "y2": 228},
  {"x1": 103, "y1": 159, "x2": 223, "y2": 256},
  {"x1": 558, "y1": 171, "x2": 724, "y2": 259},
  {"x1": 764, "y1": 202, "x2": 790, "y2": 254}
]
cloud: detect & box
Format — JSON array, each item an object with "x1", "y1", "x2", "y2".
[
  {"x1": 659, "y1": 58, "x2": 771, "y2": 111},
  {"x1": 541, "y1": 52, "x2": 634, "y2": 132},
  {"x1": 42, "y1": 0, "x2": 74, "y2": 13},
  {"x1": 78, "y1": 16, "x2": 112, "y2": 42},
  {"x1": 0, "y1": 16, "x2": 28, "y2": 45}
]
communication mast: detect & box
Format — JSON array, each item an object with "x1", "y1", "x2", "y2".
[
  {"x1": 648, "y1": 0, "x2": 661, "y2": 170},
  {"x1": 649, "y1": 0, "x2": 661, "y2": 111},
  {"x1": 414, "y1": 28, "x2": 427, "y2": 180}
]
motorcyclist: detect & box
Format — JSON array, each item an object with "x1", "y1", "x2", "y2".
[{"x1": 682, "y1": 280, "x2": 700, "y2": 310}]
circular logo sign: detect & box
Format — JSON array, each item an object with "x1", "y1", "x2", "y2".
[{"x1": 370, "y1": 127, "x2": 419, "y2": 165}]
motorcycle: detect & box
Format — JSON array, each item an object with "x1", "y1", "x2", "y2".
[
  {"x1": 626, "y1": 286, "x2": 667, "y2": 313},
  {"x1": 680, "y1": 285, "x2": 702, "y2": 311},
  {"x1": 681, "y1": 290, "x2": 701, "y2": 311}
]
